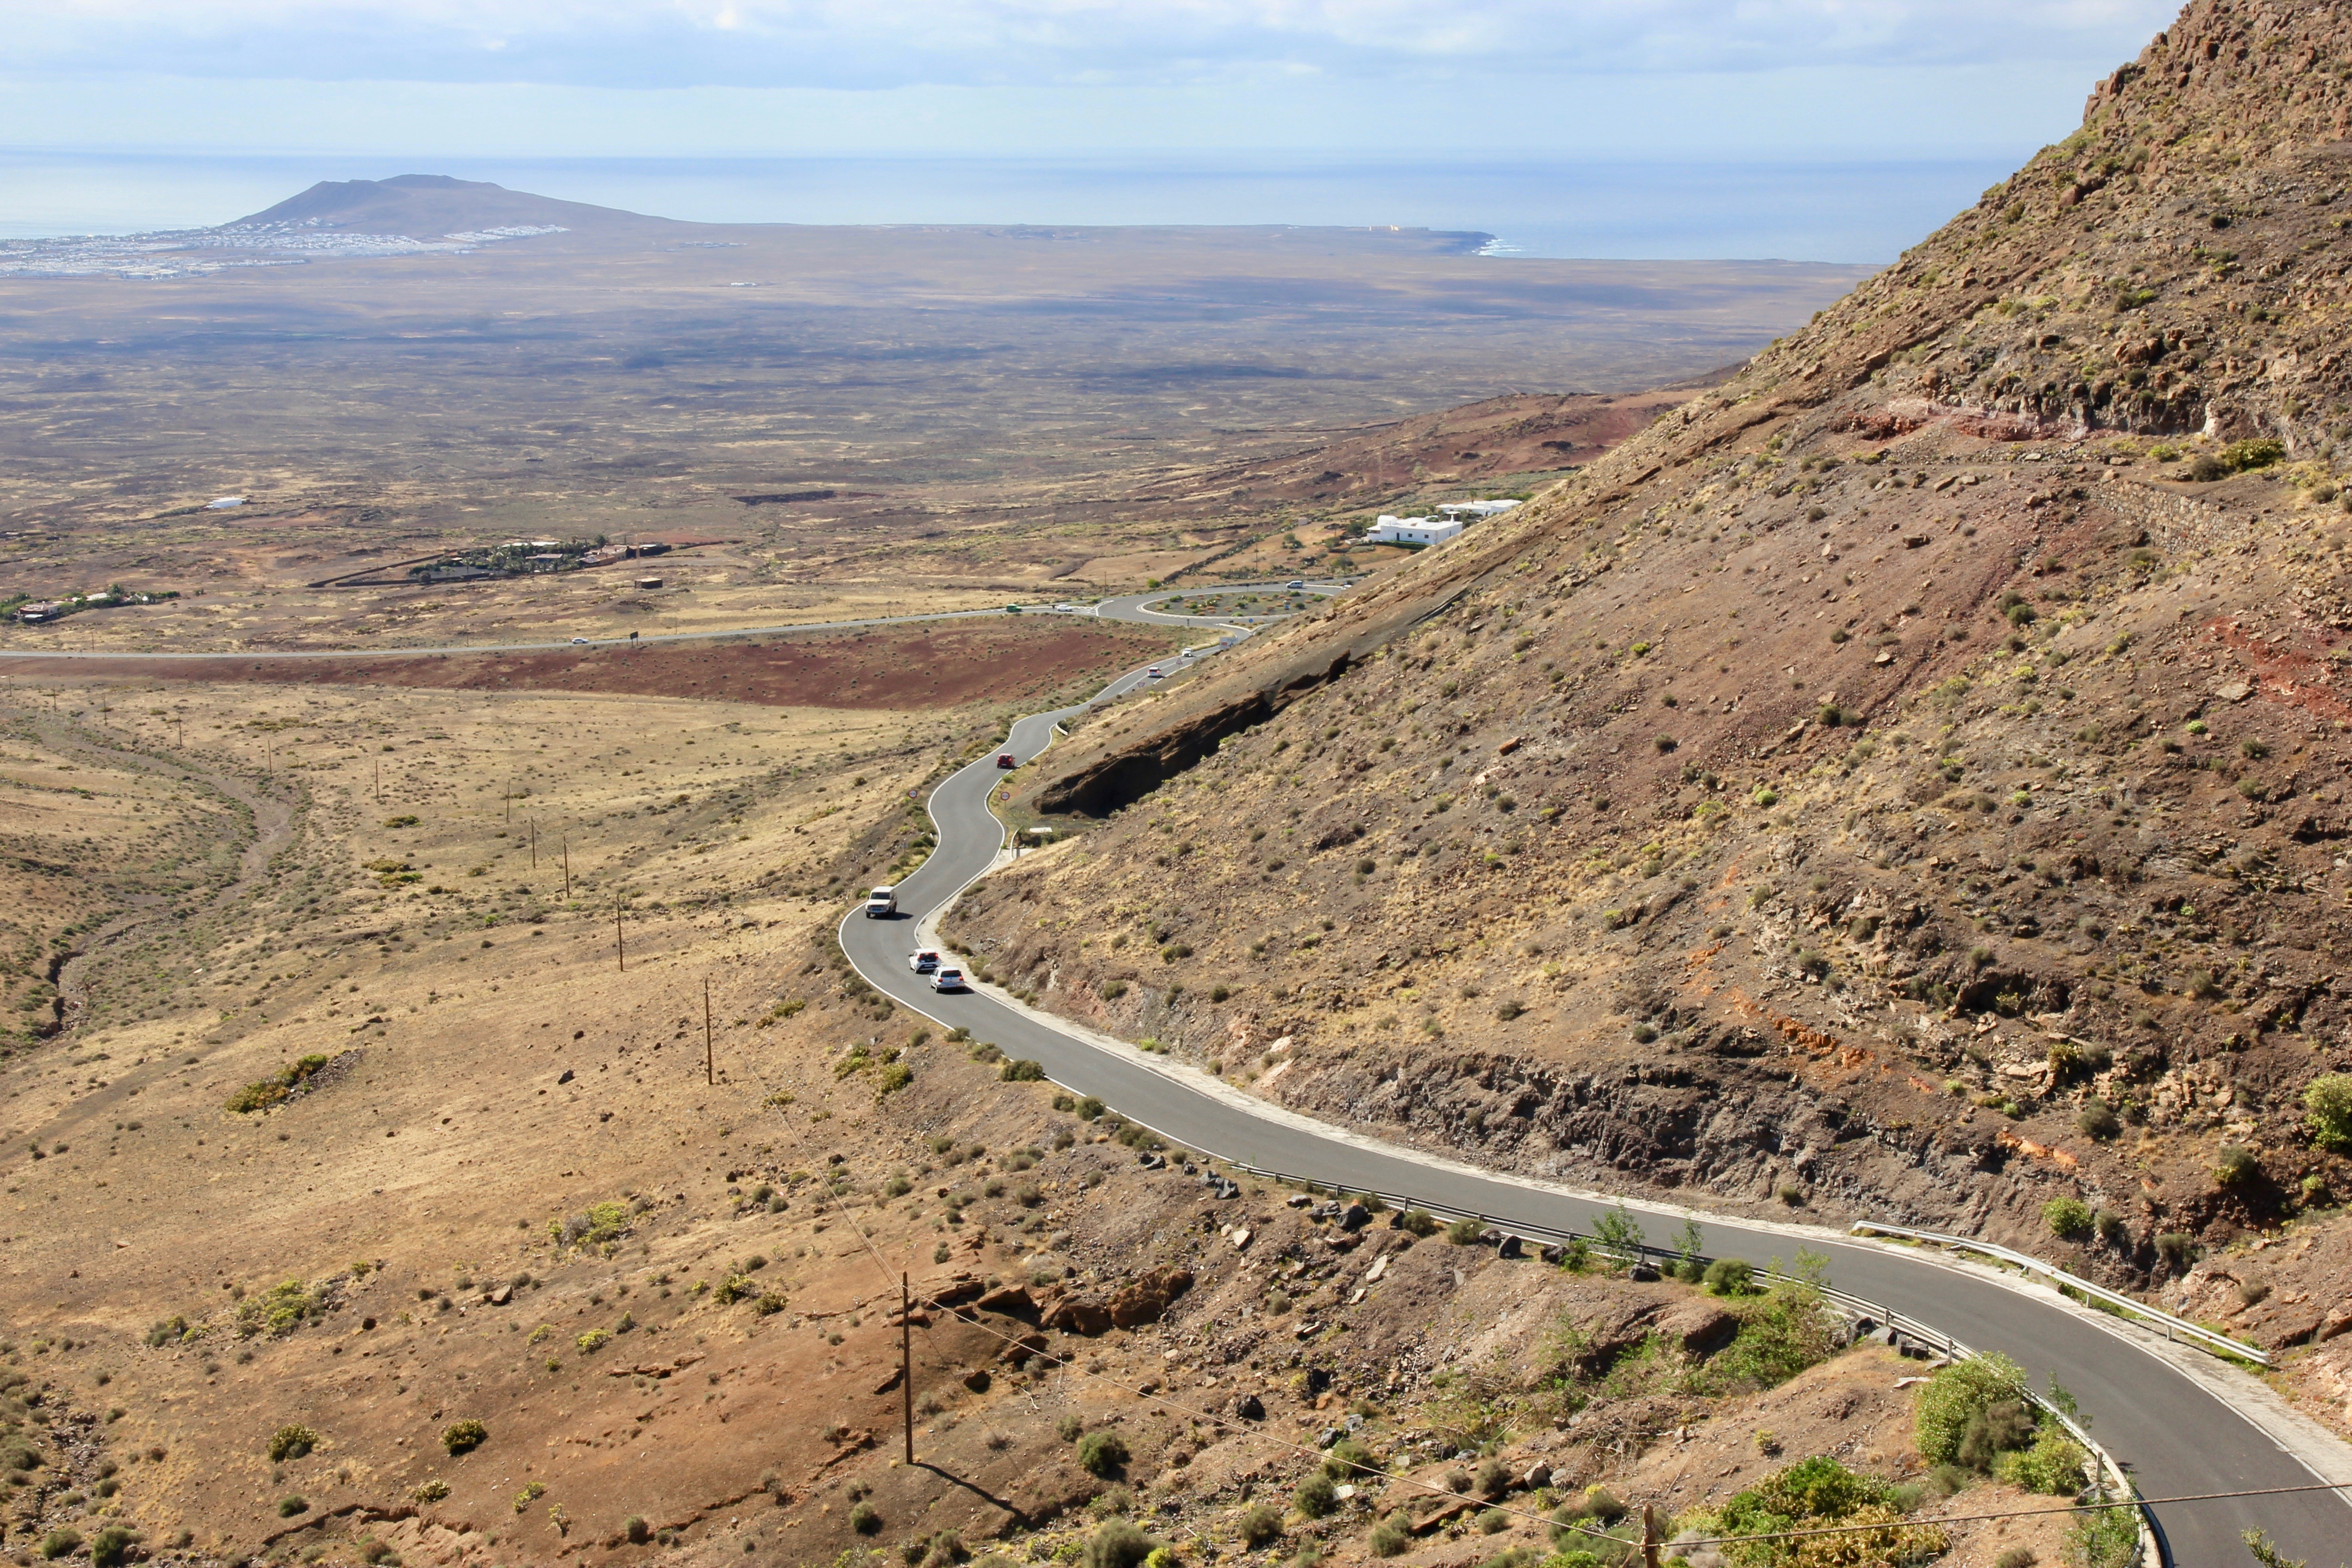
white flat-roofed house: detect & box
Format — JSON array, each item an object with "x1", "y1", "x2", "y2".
[
  {"x1": 1439, "y1": 500, "x2": 1521, "y2": 521},
  {"x1": 1364, "y1": 514, "x2": 1465, "y2": 548}
]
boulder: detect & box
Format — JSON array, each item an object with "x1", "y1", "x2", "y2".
[
  {"x1": 998, "y1": 1331, "x2": 1050, "y2": 1367},
  {"x1": 1043, "y1": 1296, "x2": 1115, "y2": 1336},
  {"x1": 1495, "y1": 1234, "x2": 1525, "y2": 1259},
  {"x1": 974, "y1": 1284, "x2": 1037, "y2": 1318},
  {"x1": 1231, "y1": 1392, "x2": 1265, "y2": 1421},
  {"x1": 1339, "y1": 1203, "x2": 1372, "y2": 1231},
  {"x1": 1108, "y1": 1267, "x2": 1194, "y2": 1328}
]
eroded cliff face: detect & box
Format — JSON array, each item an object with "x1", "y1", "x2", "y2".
[{"x1": 950, "y1": 0, "x2": 2352, "y2": 1279}]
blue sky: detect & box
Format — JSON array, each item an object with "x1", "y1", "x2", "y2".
[{"x1": 0, "y1": 1, "x2": 2182, "y2": 159}]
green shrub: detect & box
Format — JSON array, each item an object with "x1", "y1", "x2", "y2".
[
  {"x1": 278, "y1": 1495, "x2": 309, "y2": 1517},
  {"x1": 441, "y1": 1419, "x2": 488, "y2": 1455},
  {"x1": 88, "y1": 1527, "x2": 140, "y2": 1568},
  {"x1": 1700, "y1": 1284, "x2": 1841, "y2": 1393},
  {"x1": 2077, "y1": 1102, "x2": 2122, "y2": 1141},
  {"x1": 1398, "y1": 1209, "x2": 1441, "y2": 1237},
  {"x1": 2305, "y1": 1073, "x2": 2352, "y2": 1151},
  {"x1": 143, "y1": 1315, "x2": 190, "y2": 1348},
  {"x1": 39, "y1": 1530, "x2": 80, "y2": 1562},
  {"x1": 268, "y1": 1424, "x2": 318, "y2": 1462},
  {"x1": 1369, "y1": 1514, "x2": 1412, "y2": 1557},
  {"x1": 1476, "y1": 1509, "x2": 1510, "y2": 1534},
  {"x1": 2043, "y1": 1197, "x2": 2093, "y2": 1239},
  {"x1": 1294, "y1": 1472, "x2": 1339, "y2": 1518},
  {"x1": 1002, "y1": 1059, "x2": 1046, "y2": 1082},
  {"x1": 625, "y1": 1516, "x2": 652, "y2": 1544},
  {"x1": 1076, "y1": 1096, "x2": 1106, "y2": 1121},
  {"x1": 1075, "y1": 1431, "x2": 1129, "y2": 1478},
  {"x1": 1998, "y1": 1428, "x2": 2088, "y2": 1494},
  {"x1": 1323, "y1": 1438, "x2": 1376, "y2": 1481},
  {"x1": 2213, "y1": 1145, "x2": 2260, "y2": 1186},
  {"x1": 412, "y1": 1479, "x2": 450, "y2": 1503},
  {"x1": 1238, "y1": 1503, "x2": 1284, "y2": 1548},
  {"x1": 852, "y1": 1502, "x2": 882, "y2": 1534},
  {"x1": 2065, "y1": 1506, "x2": 2140, "y2": 1568},
  {"x1": 1446, "y1": 1217, "x2": 1485, "y2": 1245},
  {"x1": 1083, "y1": 1519, "x2": 1159, "y2": 1568},
  {"x1": 1913, "y1": 1354, "x2": 2029, "y2": 1466},
  {"x1": 1715, "y1": 1456, "x2": 1947, "y2": 1567},
  {"x1": 1703, "y1": 1258, "x2": 1757, "y2": 1296}
]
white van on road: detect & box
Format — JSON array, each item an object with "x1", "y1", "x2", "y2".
[{"x1": 864, "y1": 886, "x2": 897, "y2": 918}]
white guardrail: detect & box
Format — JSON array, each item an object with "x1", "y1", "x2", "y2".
[{"x1": 1849, "y1": 1220, "x2": 2270, "y2": 1367}]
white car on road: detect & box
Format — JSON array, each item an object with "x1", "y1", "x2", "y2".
[
  {"x1": 930, "y1": 966, "x2": 966, "y2": 992},
  {"x1": 908, "y1": 950, "x2": 941, "y2": 973}
]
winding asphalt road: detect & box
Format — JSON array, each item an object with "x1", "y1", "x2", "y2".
[
  {"x1": 14, "y1": 578, "x2": 2342, "y2": 1557},
  {"x1": 841, "y1": 602, "x2": 2351, "y2": 1568}
]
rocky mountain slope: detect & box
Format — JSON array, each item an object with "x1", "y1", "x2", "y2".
[{"x1": 951, "y1": 0, "x2": 2352, "y2": 1285}]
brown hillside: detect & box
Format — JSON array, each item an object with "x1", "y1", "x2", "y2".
[{"x1": 955, "y1": 0, "x2": 2352, "y2": 1289}]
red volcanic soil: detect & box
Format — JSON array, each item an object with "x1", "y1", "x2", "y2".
[{"x1": 13, "y1": 618, "x2": 1173, "y2": 708}]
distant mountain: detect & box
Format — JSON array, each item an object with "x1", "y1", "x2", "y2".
[{"x1": 234, "y1": 174, "x2": 665, "y2": 236}]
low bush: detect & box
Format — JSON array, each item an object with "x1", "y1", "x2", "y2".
[
  {"x1": 1075, "y1": 1430, "x2": 1129, "y2": 1478},
  {"x1": 441, "y1": 1420, "x2": 488, "y2": 1455},
  {"x1": 1397, "y1": 1210, "x2": 1442, "y2": 1237},
  {"x1": 1914, "y1": 1354, "x2": 2030, "y2": 1468},
  {"x1": 1445, "y1": 1217, "x2": 1485, "y2": 1245},
  {"x1": 851, "y1": 1501, "x2": 882, "y2": 1534},
  {"x1": 89, "y1": 1527, "x2": 141, "y2": 1568},
  {"x1": 1083, "y1": 1519, "x2": 1159, "y2": 1568},
  {"x1": 1001, "y1": 1059, "x2": 1045, "y2": 1082},
  {"x1": 1714, "y1": 1456, "x2": 1947, "y2": 1567},
  {"x1": 277, "y1": 1495, "x2": 309, "y2": 1517},
  {"x1": 1998, "y1": 1428, "x2": 2089, "y2": 1494},
  {"x1": 1323, "y1": 1438, "x2": 1376, "y2": 1481},
  {"x1": 1238, "y1": 1503, "x2": 1285, "y2": 1548},
  {"x1": 1293, "y1": 1472, "x2": 1338, "y2": 1518},
  {"x1": 2043, "y1": 1197, "x2": 2093, "y2": 1239},
  {"x1": 2077, "y1": 1101, "x2": 2122, "y2": 1141},
  {"x1": 1703, "y1": 1258, "x2": 1757, "y2": 1296},
  {"x1": 1368, "y1": 1513, "x2": 1412, "y2": 1557},
  {"x1": 268, "y1": 1423, "x2": 318, "y2": 1462},
  {"x1": 2305, "y1": 1073, "x2": 2352, "y2": 1152},
  {"x1": 625, "y1": 1516, "x2": 653, "y2": 1544}
]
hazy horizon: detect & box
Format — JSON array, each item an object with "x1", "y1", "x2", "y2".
[{"x1": 1, "y1": 150, "x2": 2018, "y2": 264}]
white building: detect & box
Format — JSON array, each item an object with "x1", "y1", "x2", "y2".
[
  {"x1": 1439, "y1": 500, "x2": 1521, "y2": 522},
  {"x1": 1365, "y1": 514, "x2": 1465, "y2": 547}
]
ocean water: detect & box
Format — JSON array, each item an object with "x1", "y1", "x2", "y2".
[{"x1": 0, "y1": 150, "x2": 2014, "y2": 262}]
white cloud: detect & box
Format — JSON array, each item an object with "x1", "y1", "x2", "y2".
[{"x1": 4, "y1": 0, "x2": 2181, "y2": 88}]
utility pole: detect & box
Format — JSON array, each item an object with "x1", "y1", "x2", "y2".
[
  {"x1": 901, "y1": 1273, "x2": 915, "y2": 1465},
  {"x1": 703, "y1": 977, "x2": 714, "y2": 1086},
  {"x1": 529, "y1": 818, "x2": 537, "y2": 870},
  {"x1": 562, "y1": 837, "x2": 571, "y2": 901},
  {"x1": 374, "y1": 758, "x2": 381, "y2": 802},
  {"x1": 615, "y1": 899, "x2": 625, "y2": 972}
]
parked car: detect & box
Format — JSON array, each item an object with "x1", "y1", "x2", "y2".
[
  {"x1": 929, "y1": 966, "x2": 966, "y2": 992},
  {"x1": 995, "y1": 752, "x2": 1017, "y2": 769},
  {"x1": 908, "y1": 950, "x2": 941, "y2": 973},
  {"x1": 864, "y1": 885, "x2": 897, "y2": 918}
]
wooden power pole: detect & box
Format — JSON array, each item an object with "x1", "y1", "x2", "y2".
[
  {"x1": 615, "y1": 900, "x2": 625, "y2": 972},
  {"x1": 1642, "y1": 1504, "x2": 1660, "y2": 1568},
  {"x1": 901, "y1": 1273, "x2": 915, "y2": 1464},
  {"x1": 561, "y1": 837, "x2": 571, "y2": 901},
  {"x1": 703, "y1": 977, "x2": 714, "y2": 1086}
]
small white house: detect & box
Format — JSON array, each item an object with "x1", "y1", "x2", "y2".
[
  {"x1": 1439, "y1": 500, "x2": 1521, "y2": 522},
  {"x1": 1365, "y1": 514, "x2": 1465, "y2": 548}
]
